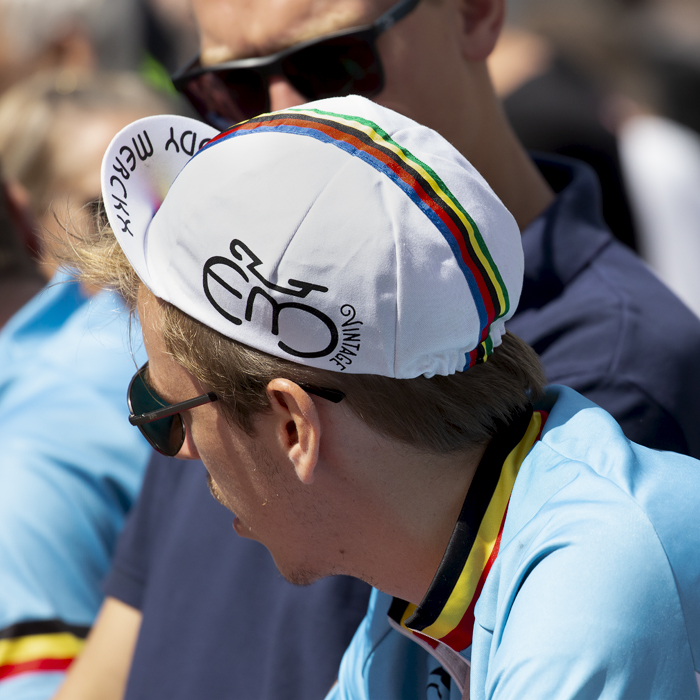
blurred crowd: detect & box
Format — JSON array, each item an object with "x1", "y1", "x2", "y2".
[
  {"x1": 492, "y1": 0, "x2": 700, "y2": 315},
  {"x1": 0, "y1": 0, "x2": 699, "y2": 698}
]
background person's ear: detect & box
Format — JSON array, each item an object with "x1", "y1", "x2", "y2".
[
  {"x1": 44, "y1": 28, "x2": 97, "y2": 72},
  {"x1": 455, "y1": 0, "x2": 506, "y2": 61},
  {"x1": 266, "y1": 379, "x2": 321, "y2": 484}
]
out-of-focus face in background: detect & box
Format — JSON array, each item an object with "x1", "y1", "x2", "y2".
[
  {"x1": 149, "y1": 0, "x2": 200, "y2": 68},
  {"x1": 0, "y1": 0, "x2": 145, "y2": 96},
  {"x1": 190, "y1": 0, "x2": 492, "y2": 158},
  {"x1": 0, "y1": 71, "x2": 176, "y2": 280},
  {"x1": 35, "y1": 106, "x2": 151, "y2": 280}
]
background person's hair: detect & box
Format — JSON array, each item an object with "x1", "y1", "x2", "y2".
[
  {"x1": 0, "y1": 70, "x2": 177, "y2": 219},
  {"x1": 62, "y1": 206, "x2": 546, "y2": 455},
  {"x1": 0, "y1": 0, "x2": 143, "y2": 71}
]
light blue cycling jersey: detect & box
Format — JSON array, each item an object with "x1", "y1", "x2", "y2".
[
  {"x1": 328, "y1": 385, "x2": 700, "y2": 700},
  {"x1": 0, "y1": 274, "x2": 150, "y2": 699}
]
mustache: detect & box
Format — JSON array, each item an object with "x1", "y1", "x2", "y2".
[{"x1": 206, "y1": 471, "x2": 230, "y2": 510}]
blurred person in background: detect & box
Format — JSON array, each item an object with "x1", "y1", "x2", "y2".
[
  {"x1": 55, "y1": 0, "x2": 700, "y2": 699},
  {"x1": 615, "y1": 0, "x2": 700, "y2": 318},
  {"x1": 490, "y1": 0, "x2": 700, "y2": 315},
  {"x1": 0, "y1": 70, "x2": 177, "y2": 700},
  {"x1": 141, "y1": 0, "x2": 199, "y2": 74},
  {"x1": 488, "y1": 0, "x2": 639, "y2": 249},
  {"x1": 0, "y1": 71, "x2": 174, "y2": 280},
  {"x1": 640, "y1": 0, "x2": 700, "y2": 140},
  {"x1": 0, "y1": 0, "x2": 144, "y2": 96}
]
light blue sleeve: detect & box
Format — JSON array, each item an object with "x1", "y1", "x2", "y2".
[
  {"x1": 471, "y1": 496, "x2": 699, "y2": 700},
  {"x1": 0, "y1": 674, "x2": 65, "y2": 700},
  {"x1": 0, "y1": 376, "x2": 150, "y2": 626},
  {"x1": 0, "y1": 288, "x2": 151, "y2": 698}
]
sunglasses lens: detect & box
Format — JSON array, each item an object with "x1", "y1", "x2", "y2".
[
  {"x1": 142, "y1": 413, "x2": 185, "y2": 457},
  {"x1": 283, "y1": 33, "x2": 383, "y2": 100},
  {"x1": 175, "y1": 29, "x2": 384, "y2": 129},
  {"x1": 181, "y1": 68, "x2": 268, "y2": 129},
  {"x1": 128, "y1": 368, "x2": 186, "y2": 456}
]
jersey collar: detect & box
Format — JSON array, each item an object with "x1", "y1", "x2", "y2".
[{"x1": 388, "y1": 405, "x2": 547, "y2": 652}]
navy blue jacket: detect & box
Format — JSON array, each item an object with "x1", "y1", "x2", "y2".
[
  {"x1": 109, "y1": 457, "x2": 370, "y2": 700},
  {"x1": 106, "y1": 156, "x2": 700, "y2": 700},
  {"x1": 510, "y1": 157, "x2": 700, "y2": 456}
]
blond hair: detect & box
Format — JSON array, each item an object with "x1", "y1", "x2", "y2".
[
  {"x1": 62, "y1": 205, "x2": 546, "y2": 453},
  {"x1": 0, "y1": 0, "x2": 142, "y2": 69},
  {"x1": 0, "y1": 70, "x2": 177, "y2": 217}
]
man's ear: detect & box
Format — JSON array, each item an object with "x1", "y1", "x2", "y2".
[
  {"x1": 455, "y1": 0, "x2": 506, "y2": 61},
  {"x1": 266, "y1": 379, "x2": 321, "y2": 485}
]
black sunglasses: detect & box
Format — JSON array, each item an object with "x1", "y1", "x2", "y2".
[
  {"x1": 127, "y1": 362, "x2": 345, "y2": 457},
  {"x1": 171, "y1": 0, "x2": 421, "y2": 129}
]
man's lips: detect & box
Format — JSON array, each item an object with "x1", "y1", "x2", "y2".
[{"x1": 232, "y1": 515, "x2": 254, "y2": 539}]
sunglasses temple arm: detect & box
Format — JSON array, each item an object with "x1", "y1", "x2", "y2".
[
  {"x1": 300, "y1": 385, "x2": 345, "y2": 404},
  {"x1": 129, "y1": 392, "x2": 218, "y2": 426},
  {"x1": 375, "y1": 0, "x2": 422, "y2": 33}
]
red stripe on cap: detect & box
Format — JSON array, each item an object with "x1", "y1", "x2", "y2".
[{"x1": 227, "y1": 116, "x2": 498, "y2": 324}]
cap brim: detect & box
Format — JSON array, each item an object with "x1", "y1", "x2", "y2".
[{"x1": 100, "y1": 114, "x2": 219, "y2": 295}]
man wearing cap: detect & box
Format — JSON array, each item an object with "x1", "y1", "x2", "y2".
[
  {"x1": 167, "y1": 0, "x2": 700, "y2": 457},
  {"x1": 61, "y1": 97, "x2": 700, "y2": 699},
  {"x1": 58, "y1": 3, "x2": 700, "y2": 700}
]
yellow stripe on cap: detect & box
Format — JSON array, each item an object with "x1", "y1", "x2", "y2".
[{"x1": 288, "y1": 107, "x2": 508, "y2": 318}]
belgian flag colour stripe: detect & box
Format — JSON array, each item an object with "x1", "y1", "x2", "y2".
[
  {"x1": 390, "y1": 408, "x2": 547, "y2": 652},
  {"x1": 201, "y1": 108, "x2": 510, "y2": 366},
  {"x1": 0, "y1": 620, "x2": 89, "y2": 681}
]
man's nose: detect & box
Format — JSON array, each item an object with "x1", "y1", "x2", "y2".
[
  {"x1": 176, "y1": 423, "x2": 201, "y2": 461},
  {"x1": 267, "y1": 75, "x2": 307, "y2": 111}
]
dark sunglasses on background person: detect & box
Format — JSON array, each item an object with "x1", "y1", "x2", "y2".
[
  {"x1": 128, "y1": 362, "x2": 345, "y2": 457},
  {"x1": 171, "y1": 0, "x2": 421, "y2": 129}
]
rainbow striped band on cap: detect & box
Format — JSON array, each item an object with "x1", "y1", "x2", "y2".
[{"x1": 199, "y1": 108, "x2": 511, "y2": 369}]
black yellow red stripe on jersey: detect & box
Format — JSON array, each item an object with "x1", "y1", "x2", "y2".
[
  {"x1": 0, "y1": 619, "x2": 89, "y2": 681},
  {"x1": 389, "y1": 406, "x2": 547, "y2": 651}
]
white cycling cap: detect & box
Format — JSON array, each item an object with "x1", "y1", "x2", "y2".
[{"x1": 101, "y1": 95, "x2": 523, "y2": 378}]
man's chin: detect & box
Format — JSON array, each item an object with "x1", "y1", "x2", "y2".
[
  {"x1": 270, "y1": 553, "x2": 324, "y2": 587},
  {"x1": 205, "y1": 472, "x2": 324, "y2": 586}
]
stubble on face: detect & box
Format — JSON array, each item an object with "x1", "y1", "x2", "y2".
[
  {"x1": 202, "y1": 429, "x2": 330, "y2": 587},
  {"x1": 136, "y1": 292, "x2": 321, "y2": 582},
  {"x1": 201, "y1": 425, "x2": 278, "y2": 519},
  {"x1": 206, "y1": 470, "x2": 230, "y2": 509}
]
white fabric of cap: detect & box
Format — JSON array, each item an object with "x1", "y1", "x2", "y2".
[{"x1": 101, "y1": 96, "x2": 523, "y2": 378}]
